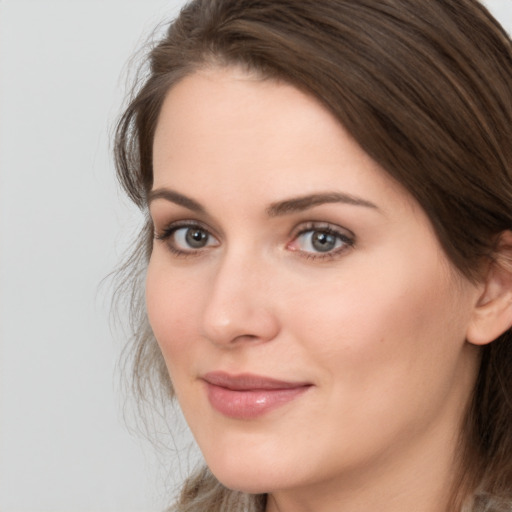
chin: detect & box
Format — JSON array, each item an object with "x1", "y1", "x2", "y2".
[
  {"x1": 207, "y1": 461, "x2": 270, "y2": 493},
  {"x1": 205, "y1": 454, "x2": 291, "y2": 494}
]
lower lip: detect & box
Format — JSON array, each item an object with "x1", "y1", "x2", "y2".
[{"x1": 205, "y1": 382, "x2": 310, "y2": 419}]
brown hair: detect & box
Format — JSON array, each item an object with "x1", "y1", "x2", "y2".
[{"x1": 114, "y1": 1, "x2": 512, "y2": 510}]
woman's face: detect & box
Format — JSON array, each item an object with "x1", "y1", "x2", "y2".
[{"x1": 147, "y1": 67, "x2": 482, "y2": 502}]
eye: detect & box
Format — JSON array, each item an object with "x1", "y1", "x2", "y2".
[
  {"x1": 174, "y1": 226, "x2": 213, "y2": 249},
  {"x1": 155, "y1": 222, "x2": 219, "y2": 255},
  {"x1": 287, "y1": 224, "x2": 354, "y2": 258}
]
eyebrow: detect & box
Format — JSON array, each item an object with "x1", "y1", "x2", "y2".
[
  {"x1": 266, "y1": 192, "x2": 378, "y2": 217},
  {"x1": 148, "y1": 188, "x2": 378, "y2": 216},
  {"x1": 148, "y1": 188, "x2": 206, "y2": 214}
]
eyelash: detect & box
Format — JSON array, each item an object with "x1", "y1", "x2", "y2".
[
  {"x1": 154, "y1": 220, "x2": 355, "y2": 260},
  {"x1": 154, "y1": 220, "x2": 217, "y2": 258},
  {"x1": 288, "y1": 222, "x2": 355, "y2": 261}
]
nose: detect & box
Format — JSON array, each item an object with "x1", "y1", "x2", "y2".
[{"x1": 200, "y1": 252, "x2": 281, "y2": 347}]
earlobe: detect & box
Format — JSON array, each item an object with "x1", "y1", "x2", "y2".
[{"x1": 466, "y1": 231, "x2": 512, "y2": 346}]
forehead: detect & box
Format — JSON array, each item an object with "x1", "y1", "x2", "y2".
[
  {"x1": 151, "y1": 67, "x2": 414, "y2": 217},
  {"x1": 152, "y1": 67, "x2": 336, "y2": 166}
]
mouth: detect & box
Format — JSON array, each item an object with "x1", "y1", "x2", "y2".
[{"x1": 201, "y1": 371, "x2": 312, "y2": 420}]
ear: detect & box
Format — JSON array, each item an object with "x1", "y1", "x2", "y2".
[{"x1": 467, "y1": 231, "x2": 512, "y2": 346}]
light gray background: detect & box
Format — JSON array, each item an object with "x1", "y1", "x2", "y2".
[{"x1": 0, "y1": 1, "x2": 511, "y2": 511}]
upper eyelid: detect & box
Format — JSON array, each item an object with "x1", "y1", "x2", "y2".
[
  {"x1": 148, "y1": 202, "x2": 217, "y2": 232},
  {"x1": 290, "y1": 221, "x2": 355, "y2": 240},
  {"x1": 154, "y1": 218, "x2": 220, "y2": 239}
]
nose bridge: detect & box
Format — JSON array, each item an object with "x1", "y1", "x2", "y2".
[{"x1": 200, "y1": 246, "x2": 280, "y2": 346}]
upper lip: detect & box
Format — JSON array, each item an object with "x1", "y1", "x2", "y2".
[{"x1": 202, "y1": 371, "x2": 311, "y2": 391}]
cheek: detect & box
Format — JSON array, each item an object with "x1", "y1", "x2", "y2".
[
  {"x1": 145, "y1": 255, "x2": 204, "y2": 366},
  {"x1": 284, "y1": 248, "x2": 472, "y2": 410},
  {"x1": 266, "y1": 255, "x2": 474, "y2": 477}
]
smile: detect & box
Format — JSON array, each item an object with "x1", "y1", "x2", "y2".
[{"x1": 202, "y1": 372, "x2": 312, "y2": 420}]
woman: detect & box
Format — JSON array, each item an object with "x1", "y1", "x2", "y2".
[{"x1": 114, "y1": 0, "x2": 512, "y2": 510}]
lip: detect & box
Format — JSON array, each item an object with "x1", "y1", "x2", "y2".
[{"x1": 202, "y1": 371, "x2": 312, "y2": 420}]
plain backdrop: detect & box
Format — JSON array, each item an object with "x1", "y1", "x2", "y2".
[{"x1": 0, "y1": 1, "x2": 511, "y2": 511}]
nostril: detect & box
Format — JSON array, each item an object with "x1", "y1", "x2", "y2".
[{"x1": 232, "y1": 333, "x2": 260, "y2": 343}]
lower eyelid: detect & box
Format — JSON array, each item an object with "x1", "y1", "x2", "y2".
[{"x1": 296, "y1": 240, "x2": 353, "y2": 260}]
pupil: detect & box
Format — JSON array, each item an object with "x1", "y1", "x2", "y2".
[
  {"x1": 186, "y1": 228, "x2": 208, "y2": 248},
  {"x1": 312, "y1": 231, "x2": 336, "y2": 252}
]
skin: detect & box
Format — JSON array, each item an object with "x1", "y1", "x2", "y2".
[{"x1": 147, "y1": 67, "x2": 486, "y2": 512}]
